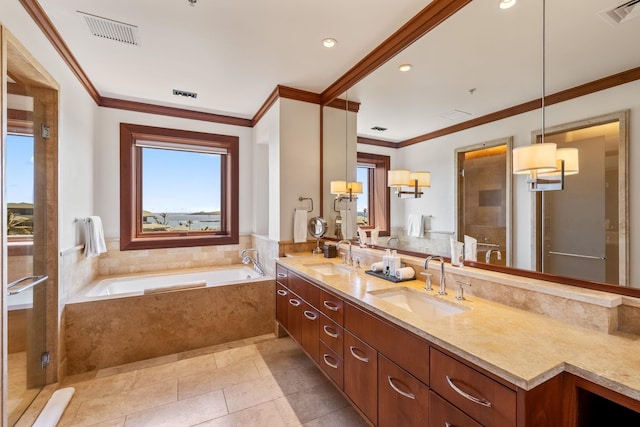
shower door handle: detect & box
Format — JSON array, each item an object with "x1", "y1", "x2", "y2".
[{"x1": 7, "y1": 275, "x2": 48, "y2": 295}]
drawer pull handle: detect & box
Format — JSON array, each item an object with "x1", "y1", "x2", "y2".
[
  {"x1": 445, "y1": 376, "x2": 492, "y2": 408},
  {"x1": 322, "y1": 354, "x2": 339, "y2": 369},
  {"x1": 387, "y1": 376, "x2": 416, "y2": 400},
  {"x1": 323, "y1": 301, "x2": 339, "y2": 312},
  {"x1": 303, "y1": 311, "x2": 317, "y2": 320},
  {"x1": 277, "y1": 289, "x2": 287, "y2": 296},
  {"x1": 323, "y1": 325, "x2": 339, "y2": 338},
  {"x1": 349, "y1": 346, "x2": 369, "y2": 363},
  {"x1": 277, "y1": 273, "x2": 287, "y2": 278},
  {"x1": 288, "y1": 299, "x2": 301, "y2": 307}
]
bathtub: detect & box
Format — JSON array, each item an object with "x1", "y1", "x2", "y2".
[
  {"x1": 66, "y1": 266, "x2": 275, "y2": 374},
  {"x1": 84, "y1": 266, "x2": 264, "y2": 298}
]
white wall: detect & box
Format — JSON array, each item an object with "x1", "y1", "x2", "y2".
[
  {"x1": 279, "y1": 99, "x2": 320, "y2": 242},
  {"x1": 253, "y1": 99, "x2": 280, "y2": 240},
  {"x1": 391, "y1": 80, "x2": 640, "y2": 286},
  {"x1": 93, "y1": 108, "x2": 255, "y2": 238},
  {"x1": 2, "y1": 1, "x2": 97, "y2": 253}
]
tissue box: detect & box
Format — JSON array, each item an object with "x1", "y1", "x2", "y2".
[{"x1": 323, "y1": 244, "x2": 337, "y2": 258}]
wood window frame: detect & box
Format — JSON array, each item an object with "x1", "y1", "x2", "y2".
[
  {"x1": 120, "y1": 123, "x2": 239, "y2": 250},
  {"x1": 357, "y1": 152, "x2": 390, "y2": 236}
]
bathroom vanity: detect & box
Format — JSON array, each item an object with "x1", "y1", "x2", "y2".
[{"x1": 275, "y1": 255, "x2": 640, "y2": 426}]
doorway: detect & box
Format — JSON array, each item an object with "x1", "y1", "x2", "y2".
[
  {"x1": 534, "y1": 111, "x2": 628, "y2": 285},
  {"x1": 455, "y1": 137, "x2": 512, "y2": 266},
  {"x1": 2, "y1": 27, "x2": 59, "y2": 425}
]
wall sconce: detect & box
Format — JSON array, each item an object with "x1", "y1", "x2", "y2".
[
  {"x1": 331, "y1": 180, "x2": 362, "y2": 201},
  {"x1": 512, "y1": 144, "x2": 579, "y2": 191},
  {"x1": 387, "y1": 169, "x2": 431, "y2": 198}
]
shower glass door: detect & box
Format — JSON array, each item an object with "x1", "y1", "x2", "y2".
[{"x1": 5, "y1": 89, "x2": 48, "y2": 425}]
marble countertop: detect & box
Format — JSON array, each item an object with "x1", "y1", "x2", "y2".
[{"x1": 277, "y1": 254, "x2": 640, "y2": 399}]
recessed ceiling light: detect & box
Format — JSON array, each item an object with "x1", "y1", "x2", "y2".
[
  {"x1": 499, "y1": 0, "x2": 516, "y2": 10},
  {"x1": 322, "y1": 38, "x2": 337, "y2": 48},
  {"x1": 398, "y1": 64, "x2": 413, "y2": 72}
]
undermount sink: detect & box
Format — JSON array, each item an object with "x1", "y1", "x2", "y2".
[
  {"x1": 368, "y1": 287, "x2": 468, "y2": 318},
  {"x1": 303, "y1": 262, "x2": 352, "y2": 276}
]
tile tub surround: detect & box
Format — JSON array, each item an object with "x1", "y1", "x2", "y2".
[
  {"x1": 65, "y1": 278, "x2": 275, "y2": 374},
  {"x1": 278, "y1": 255, "x2": 640, "y2": 401}
]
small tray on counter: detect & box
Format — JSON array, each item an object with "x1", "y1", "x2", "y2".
[{"x1": 365, "y1": 269, "x2": 414, "y2": 283}]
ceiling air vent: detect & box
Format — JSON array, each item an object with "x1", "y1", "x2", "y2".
[
  {"x1": 173, "y1": 89, "x2": 198, "y2": 99},
  {"x1": 78, "y1": 11, "x2": 139, "y2": 45},
  {"x1": 600, "y1": 0, "x2": 640, "y2": 25},
  {"x1": 371, "y1": 126, "x2": 387, "y2": 131}
]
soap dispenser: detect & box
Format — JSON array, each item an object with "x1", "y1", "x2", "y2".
[
  {"x1": 389, "y1": 250, "x2": 401, "y2": 276},
  {"x1": 383, "y1": 249, "x2": 392, "y2": 275}
]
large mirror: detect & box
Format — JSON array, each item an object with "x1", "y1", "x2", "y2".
[{"x1": 321, "y1": 0, "x2": 639, "y2": 288}]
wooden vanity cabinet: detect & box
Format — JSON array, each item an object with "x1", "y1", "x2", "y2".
[
  {"x1": 378, "y1": 354, "x2": 430, "y2": 427},
  {"x1": 430, "y1": 390, "x2": 482, "y2": 427},
  {"x1": 275, "y1": 284, "x2": 291, "y2": 331},
  {"x1": 319, "y1": 341, "x2": 344, "y2": 389},
  {"x1": 299, "y1": 299, "x2": 319, "y2": 362},
  {"x1": 430, "y1": 348, "x2": 516, "y2": 427},
  {"x1": 319, "y1": 313, "x2": 343, "y2": 357},
  {"x1": 344, "y1": 330, "x2": 378, "y2": 425}
]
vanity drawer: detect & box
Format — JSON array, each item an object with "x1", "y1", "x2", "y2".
[
  {"x1": 287, "y1": 272, "x2": 320, "y2": 308},
  {"x1": 319, "y1": 341, "x2": 344, "y2": 390},
  {"x1": 430, "y1": 390, "x2": 482, "y2": 427},
  {"x1": 318, "y1": 288, "x2": 344, "y2": 324},
  {"x1": 344, "y1": 302, "x2": 430, "y2": 385},
  {"x1": 319, "y1": 313, "x2": 344, "y2": 357},
  {"x1": 430, "y1": 348, "x2": 516, "y2": 427},
  {"x1": 275, "y1": 264, "x2": 288, "y2": 287}
]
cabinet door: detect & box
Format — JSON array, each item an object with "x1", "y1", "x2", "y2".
[
  {"x1": 286, "y1": 293, "x2": 302, "y2": 343},
  {"x1": 276, "y1": 284, "x2": 290, "y2": 331},
  {"x1": 378, "y1": 354, "x2": 430, "y2": 427},
  {"x1": 300, "y1": 300, "x2": 319, "y2": 363},
  {"x1": 430, "y1": 390, "x2": 482, "y2": 427},
  {"x1": 319, "y1": 341, "x2": 344, "y2": 389},
  {"x1": 276, "y1": 264, "x2": 288, "y2": 287},
  {"x1": 344, "y1": 331, "x2": 378, "y2": 425}
]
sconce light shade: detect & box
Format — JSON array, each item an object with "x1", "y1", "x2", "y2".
[
  {"x1": 330, "y1": 180, "x2": 347, "y2": 194},
  {"x1": 512, "y1": 143, "x2": 557, "y2": 174},
  {"x1": 409, "y1": 171, "x2": 431, "y2": 188},
  {"x1": 347, "y1": 181, "x2": 363, "y2": 194},
  {"x1": 387, "y1": 169, "x2": 411, "y2": 187}
]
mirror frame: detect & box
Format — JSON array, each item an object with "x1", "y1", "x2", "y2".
[{"x1": 318, "y1": 0, "x2": 640, "y2": 298}]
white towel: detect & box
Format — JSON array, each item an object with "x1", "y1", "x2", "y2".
[
  {"x1": 407, "y1": 214, "x2": 424, "y2": 237},
  {"x1": 395, "y1": 267, "x2": 416, "y2": 280},
  {"x1": 464, "y1": 235, "x2": 478, "y2": 261},
  {"x1": 84, "y1": 216, "x2": 107, "y2": 258},
  {"x1": 371, "y1": 261, "x2": 384, "y2": 272},
  {"x1": 293, "y1": 209, "x2": 308, "y2": 243}
]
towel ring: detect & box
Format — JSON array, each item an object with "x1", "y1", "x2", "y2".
[{"x1": 298, "y1": 197, "x2": 313, "y2": 212}]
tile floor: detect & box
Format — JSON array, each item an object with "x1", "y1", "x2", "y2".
[{"x1": 54, "y1": 334, "x2": 368, "y2": 426}]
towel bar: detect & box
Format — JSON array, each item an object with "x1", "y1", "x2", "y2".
[{"x1": 297, "y1": 197, "x2": 313, "y2": 212}]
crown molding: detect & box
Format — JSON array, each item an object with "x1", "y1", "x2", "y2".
[
  {"x1": 357, "y1": 136, "x2": 397, "y2": 148},
  {"x1": 320, "y1": 0, "x2": 473, "y2": 105},
  {"x1": 398, "y1": 65, "x2": 640, "y2": 148}
]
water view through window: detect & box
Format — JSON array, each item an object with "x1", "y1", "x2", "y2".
[
  {"x1": 141, "y1": 147, "x2": 221, "y2": 233},
  {"x1": 6, "y1": 134, "x2": 35, "y2": 236}
]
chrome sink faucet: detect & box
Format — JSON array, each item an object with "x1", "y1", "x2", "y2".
[
  {"x1": 337, "y1": 240, "x2": 353, "y2": 266},
  {"x1": 424, "y1": 255, "x2": 446, "y2": 295},
  {"x1": 485, "y1": 249, "x2": 502, "y2": 264}
]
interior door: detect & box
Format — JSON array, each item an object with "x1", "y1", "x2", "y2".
[{"x1": 5, "y1": 89, "x2": 48, "y2": 426}]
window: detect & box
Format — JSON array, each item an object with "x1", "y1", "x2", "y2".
[
  {"x1": 120, "y1": 123, "x2": 239, "y2": 250},
  {"x1": 7, "y1": 133, "x2": 35, "y2": 238},
  {"x1": 357, "y1": 152, "x2": 390, "y2": 235}
]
